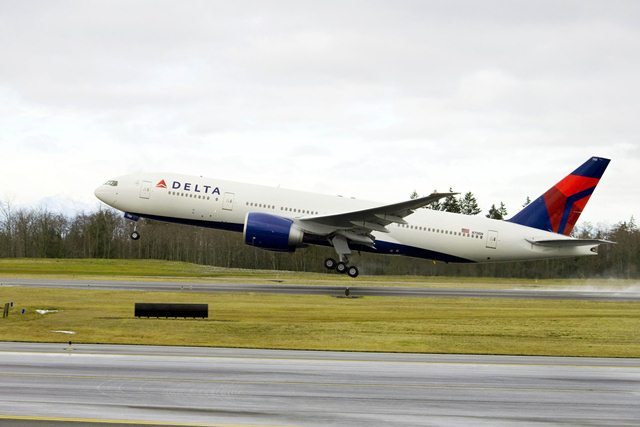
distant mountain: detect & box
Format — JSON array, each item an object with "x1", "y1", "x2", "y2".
[{"x1": 32, "y1": 196, "x2": 100, "y2": 217}]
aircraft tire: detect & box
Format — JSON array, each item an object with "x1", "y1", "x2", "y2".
[
  {"x1": 347, "y1": 266, "x2": 359, "y2": 278},
  {"x1": 324, "y1": 258, "x2": 337, "y2": 270},
  {"x1": 130, "y1": 231, "x2": 141, "y2": 240},
  {"x1": 336, "y1": 262, "x2": 347, "y2": 274}
]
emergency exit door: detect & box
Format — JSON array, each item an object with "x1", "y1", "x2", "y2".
[
  {"x1": 139, "y1": 180, "x2": 152, "y2": 199},
  {"x1": 486, "y1": 230, "x2": 498, "y2": 249},
  {"x1": 222, "y1": 192, "x2": 235, "y2": 211}
]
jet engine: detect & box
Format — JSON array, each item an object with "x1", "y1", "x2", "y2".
[{"x1": 243, "y1": 212, "x2": 304, "y2": 252}]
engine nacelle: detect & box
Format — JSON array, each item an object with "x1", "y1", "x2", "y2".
[{"x1": 243, "y1": 212, "x2": 304, "y2": 252}]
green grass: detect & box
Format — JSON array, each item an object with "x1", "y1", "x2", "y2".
[
  {"x1": 0, "y1": 258, "x2": 225, "y2": 277},
  {"x1": 1, "y1": 286, "x2": 639, "y2": 357}
]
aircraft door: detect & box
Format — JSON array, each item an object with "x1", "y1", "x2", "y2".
[
  {"x1": 139, "y1": 180, "x2": 152, "y2": 199},
  {"x1": 222, "y1": 192, "x2": 235, "y2": 211},
  {"x1": 486, "y1": 230, "x2": 498, "y2": 249}
]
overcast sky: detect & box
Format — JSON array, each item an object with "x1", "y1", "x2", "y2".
[{"x1": 1, "y1": 1, "x2": 638, "y2": 227}]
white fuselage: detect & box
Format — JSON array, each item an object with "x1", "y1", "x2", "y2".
[{"x1": 95, "y1": 172, "x2": 598, "y2": 264}]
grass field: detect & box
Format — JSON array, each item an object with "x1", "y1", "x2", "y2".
[
  {"x1": 1, "y1": 286, "x2": 639, "y2": 357},
  {"x1": 1, "y1": 258, "x2": 639, "y2": 357}
]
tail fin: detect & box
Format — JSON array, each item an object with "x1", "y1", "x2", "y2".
[{"x1": 508, "y1": 156, "x2": 610, "y2": 236}]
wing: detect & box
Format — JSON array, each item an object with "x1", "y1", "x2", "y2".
[{"x1": 298, "y1": 192, "x2": 456, "y2": 238}]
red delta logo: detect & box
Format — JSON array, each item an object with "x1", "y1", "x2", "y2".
[
  {"x1": 543, "y1": 174, "x2": 598, "y2": 236},
  {"x1": 156, "y1": 179, "x2": 167, "y2": 189}
]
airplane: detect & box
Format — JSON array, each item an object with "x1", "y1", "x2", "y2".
[{"x1": 95, "y1": 156, "x2": 611, "y2": 278}]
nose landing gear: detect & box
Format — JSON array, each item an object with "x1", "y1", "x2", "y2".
[{"x1": 124, "y1": 212, "x2": 141, "y2": 241}]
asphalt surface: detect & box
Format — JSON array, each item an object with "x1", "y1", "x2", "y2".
[
  {"x1": 0, "y1": 342, "x2": 638, "y2": 426},
  {"x1": 2, "y1": 277, "x2": 640, "y2": 301}
]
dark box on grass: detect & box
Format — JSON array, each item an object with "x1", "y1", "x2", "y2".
[{"x1": 135, "y1": 303, "x2": 208, "y2": 318}]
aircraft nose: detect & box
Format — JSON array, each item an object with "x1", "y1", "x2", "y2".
[
  {"x1": 94, "y1": 183, "x2": 117, "y2": 206},
  {"x1": 94, "y1": 185, "x2": 106, "y2": 201}
]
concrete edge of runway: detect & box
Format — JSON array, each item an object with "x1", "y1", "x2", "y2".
[{"x1": 1, "y1": 341, "x2": 639, "y2": 366}]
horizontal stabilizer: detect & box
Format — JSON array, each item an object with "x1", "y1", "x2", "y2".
[{"x1": 526, "y1": 238, "x2": 614, "y2": 247}]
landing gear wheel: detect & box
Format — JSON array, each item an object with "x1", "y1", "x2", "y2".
[
  {"x1": 336, "y1": 262, "x2": 348, "y2": 274},
  {"x1": 324, "y1": 258, "x2": 337, "y2": 270},
  {"x1": 347, "y1": 266, "x2": 359, "y2": 278},
  {"x1": 130, "y1": 231, "x2": 140, "y2": 240}
]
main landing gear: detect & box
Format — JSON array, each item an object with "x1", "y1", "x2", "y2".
[
  {"x1": 324, "y1": 235, "x2": 360, "y2": 278},
  {"x1": 324, "y1": 257, "x2": 359, "y2": 278},
  {"x1": 325, "y1": 257, "x2": 359, "y2": 278},
  {"x1": 130, "y1": 229, "x2": 140, "y2": 240}
]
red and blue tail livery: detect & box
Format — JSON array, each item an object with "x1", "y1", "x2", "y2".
[{"x1": 508, "y1": 157, "x2": 610, "y2": 236}]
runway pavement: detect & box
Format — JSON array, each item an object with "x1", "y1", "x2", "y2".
[
  {"x1": 2, "y1": 277, "x2": 640, "y2": 301},
  {"x1": 0, "y1": 342, "x2": 639, "y2": 426}
]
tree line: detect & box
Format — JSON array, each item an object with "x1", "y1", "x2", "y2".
[
  {"x1": 411, "y1": 189, "x2": 509, "y2": 219},
  {"x1": 0, "y1": 199, "x2": 638, "y2": 279}
]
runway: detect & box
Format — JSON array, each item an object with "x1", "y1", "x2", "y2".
[
  {"x1": 0, "y1": 343, "x2": 639, "y2": 426},
  {"x1": 2, "y1": 277, "x2": 640, "y2": 301}
]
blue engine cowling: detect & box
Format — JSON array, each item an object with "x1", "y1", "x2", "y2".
[{"x1": 243, "y1": 212, "x2": 304, "y2": 252}]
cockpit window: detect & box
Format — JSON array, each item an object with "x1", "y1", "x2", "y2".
[{"x1": 104, "y1": 180, "x2": 118, "y2": 186}]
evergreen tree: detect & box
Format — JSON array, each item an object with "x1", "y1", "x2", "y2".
[
  {"x1": 486, "y1": 202, "x2": 508, "y2": 220},
  {"x1": 440, "y1": 188, "x2": 461, "y2": 213},
  {"x1": 487, "y1": 204, "x2": 499, "y2": 219},
  {"x1": 498, "y1": 202, "x2": 508, "y2": 218},
  {"x1": 523, "y1": 196, "x2": 532, "y2": 207},
  {"x1": 459, "y1": 192, "x2": 481, "y2": 215}
]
